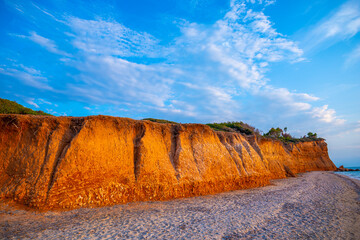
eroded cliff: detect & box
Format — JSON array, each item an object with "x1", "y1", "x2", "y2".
[{"x1": 0, "y1": 115, "x2": 336, "y2": 209}]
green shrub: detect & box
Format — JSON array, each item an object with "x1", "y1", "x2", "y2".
[
  {"x1": 206, "y1": 121, "x2": 255, "y2": 135},
  {"x1": 142, "y1": 118, "x2": 178, "y2": 124},
  {"x1": 264, "y1": 127, "x2": 283, "y2": 138},
  {"x1": 263, "y1": 127, "x2": 323, "y2": 143},
  {"x1": 0, "y1": 98, "x2": 51, "y2": 115},
  {"x1": 307, "y1": 132, "x2": 317, "y2": 138}
]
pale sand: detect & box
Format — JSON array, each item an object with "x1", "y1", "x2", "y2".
[{"x1": 1, "y1": 171, "x2": 359, "y2": 240}]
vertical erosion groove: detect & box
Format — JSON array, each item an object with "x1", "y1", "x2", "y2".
[
  {"x1": 281, "y1": 141, "x2": 293, "y2": 155},
  {"x1": 232, "y1": 135, "x2": 249, "y2": 175},
  {"x1": 46, "y1": 118, "x2": 85, "y2": 201},
  {"x1": 170, "y1": 125, "x2": 182, "y2": 180},
  {"x1": 217, "y1": 133, "x2": 241, "y2": 175},
  {"x1": 246, "y1": 136, "x2": 265, "y2": 162},
  {"x1": 133, "y1": 123, "x2": 146, "y2": 181},
  {"x1": 283, "y1": 165, "x2": 296, "y2": 177},
  {"x1": 189, "y1": 132, "x2": 202, "y2": 176},
  {"x1": 242, "y1": 140, "x2": 254, "y2": 158},
  {"x1": 31, "y1": 121, "x2": 60, "y2": 197},
  {"x1": 5, "y1": 116, "x2": 24, "y2": 169}
]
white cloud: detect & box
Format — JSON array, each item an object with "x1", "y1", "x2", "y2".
[
  {"x1": 345, "y1": 44, "x2": 360, "y2": 66},
  {"x1": 37, "y1": 98, "x2": 52, "y2": 105},
  {"x1": 303, "y1": 0, "x2": 360, "y2": 51},
  {"x1": 310, "y1": 105, "x2": 346, "y2": 125},
  {"x1": 292, "y1": 92, "x2": 320, "y2": 101},
  {"x1": 0, "y1": 64, "x2": 53, "y2": 90},
  {"x1": 355, "y1": 121, "x2": 360, "y2": 132},
  {"x1": 257, "y1": 86, "x2": 315, "y2": 112},
  {"x1": 31, "y1": 3, "x2": 66, "y2": 24},
  {"x1": 26, "y1": 32, "x2": 71, "y2": 56},
  {"x1": 171, "y1": 1, "x2": 312, "y2": 119},
  {"x1": 68, "y1": 55, "x2": 173, "y2": 107},
  {"x1": 4, "y1": 0, "x2": 345, "y2": 127},
  {"x1": 67, "y1": 17, "x2": 160, "y2": 57},
  {"x1": 25, "y1": 99, "x2": 39, "y2": 108},
  {"x1": 174, "y1": 0, "x2": 304, "y2": 97},
  {"x1": 233, "y1": 0, "x2": 276, "y2": 7}
]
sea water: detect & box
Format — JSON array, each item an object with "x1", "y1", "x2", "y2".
[{"x1": 335, "y1": 167, "x2": 360, "y2": 181}]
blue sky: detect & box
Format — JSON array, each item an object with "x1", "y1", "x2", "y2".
[{"x1": 0, "y1": 0, "x2": 359, "y2": 166}]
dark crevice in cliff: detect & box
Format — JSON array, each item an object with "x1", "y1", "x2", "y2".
[
  {"x1": 281, "y1": 142, "x2": 293, "y2": 155},
  {"x1": 133, "y1": 123, "x2": 146, "y2": 181},
  {"x1": 231, "y1": 135, "x2": 249, "y2": 175},
  {"x1": 4, "y1": 118, "x2": 25, "y2": 172},
  {"x1": 46, "y1": 118, "x2": 85, "y2": 201},
  {"x1": 283, "y1": 165, "x2": 296, "y2": 177},
  {"x1": 189, "y1": 134, "x2": 202, "y2": 177},
  {"x1": 246, "y1": 136, "x2": 265, "y2": 162},
  {"x1": 31, "y1": 121, "x2": 60, "y2": 199},
  {"x1": 169, "y1": 125, "x2": 182, "y2": 180},
  {"x1": 242, "y1": 141, "x2": 254, "y2": 159},
  {"x1": 217, "y1": 133, "x2": 241, "y2": 176},
  {"x1": 318, "y1": 156, "x2": 329, "y2": 169}
]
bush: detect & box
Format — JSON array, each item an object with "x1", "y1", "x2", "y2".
[
  {"x1": 264, "y1": 127, "x2": 283, "y2": 138},
  {"x1": 307, "y1": 132, "x2": 317, "y2": 138},
  {"x1": 206, "y1": 121, "x2": 255, "y2": 135},
  {"x1": 263, "y1": 127, "x2": 323, "y2": 143},
  {"x1": 142, "y1": 118, "x2": 178, "y2": 124},
  {"x1": 0, "y1": 98, "x2": 51, "y2": 115}
]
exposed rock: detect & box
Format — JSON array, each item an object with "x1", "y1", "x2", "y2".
[
  {"x1": 336, "y1": 165, "x2": 360, "y2": 171},
  {"x1": 0, "y1": 115, "x2": 336, "y2": 210}
]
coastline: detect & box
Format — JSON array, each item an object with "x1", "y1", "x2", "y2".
[
  {"x1": 334, "y1": 167, "x2": 360, "y2": 181},
  {"x1": 1, "y1": 171, "x2": 359, "y2": 239}
]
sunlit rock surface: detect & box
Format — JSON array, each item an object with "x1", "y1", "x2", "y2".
[{"x1": 0, "y1": 115, "x2": 336, "y2": 210}]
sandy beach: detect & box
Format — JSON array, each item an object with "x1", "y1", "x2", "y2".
[{"x1": 1, "y1": 171, "x2": 359, "y2": 239}]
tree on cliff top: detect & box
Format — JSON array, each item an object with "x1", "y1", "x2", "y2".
[
  {"x1": 307, "y1": 132, "x2": 318, "y2": 138},
  {"x1": 264, "y1": 127, "x2": 283, "y2": 138},
  {"x1": 0, "y1": 98, "x2": 51, "y2": 115}
]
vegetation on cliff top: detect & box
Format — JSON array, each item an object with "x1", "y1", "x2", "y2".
[
  {"x1": 206, "y1": 121, "x2": 257, "y2": 135},
  {"x1": 0, "y1": 98, "x2": 322, "y2": 142},
  {"x1": 142, "y1": 118, "x2": 178, "y2": 124},
  {"x1": 263, "y1": 127, "x2": 323, "y2": 143},
  {"x1": 0, "y1": 98, "x2": 51, "y2": 116},
  {"x1": 140, "y1": 118, "x2": 322, "y2": 143},
  {"x1": 207, "y1": 122, "x2": 323, "y2": 143}
]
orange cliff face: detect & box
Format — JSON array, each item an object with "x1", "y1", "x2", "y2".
[{"x1": 0, "y1": 115, "x2": 336, "y2": 210}]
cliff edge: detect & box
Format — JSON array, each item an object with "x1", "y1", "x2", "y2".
[{"x1": 0, "y1": 115, "x2": 336, "y2": 210}]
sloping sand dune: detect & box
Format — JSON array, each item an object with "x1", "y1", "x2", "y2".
[{"x1": 1, "y1": 171, "x2": 359, "y2": 239}]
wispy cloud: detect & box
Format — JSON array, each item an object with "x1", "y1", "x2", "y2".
[
  {"x1": 355, "y1": 121, "x2": 360, "y2": 132},
  {"x1": 172, "y1": 0, "x2": 311, "y2": 119},
  {"x1": 345, "y1": 44, "x2": 360, "y2": 67},
  {"x1": 67, "y1": 17, "x2": 160, "y2": 57},
  {"x1": 31, "y1": 3, "x2": 66, "y2": 23},
  {"x1": 242, "y1": 0, "x2": 276, "y2": 7},
  {"x1": 2, "y1": 0, "x2": 345, "y2": 126},
  {"x1": 25, "y1": 99, "x2": 39, "y2": 108},
  {"x1": 14, "y1": 32, "x2": 71, "y2": 57},
  {"x1": 302, "y1": 0, "x2": 360, "y2": 52},
  {"x1": 68, "y1": 55, "x2": 173, "y2": 107},
  {"x1": 0, "y1": 64, "x2": 53, "y2": 90}
]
